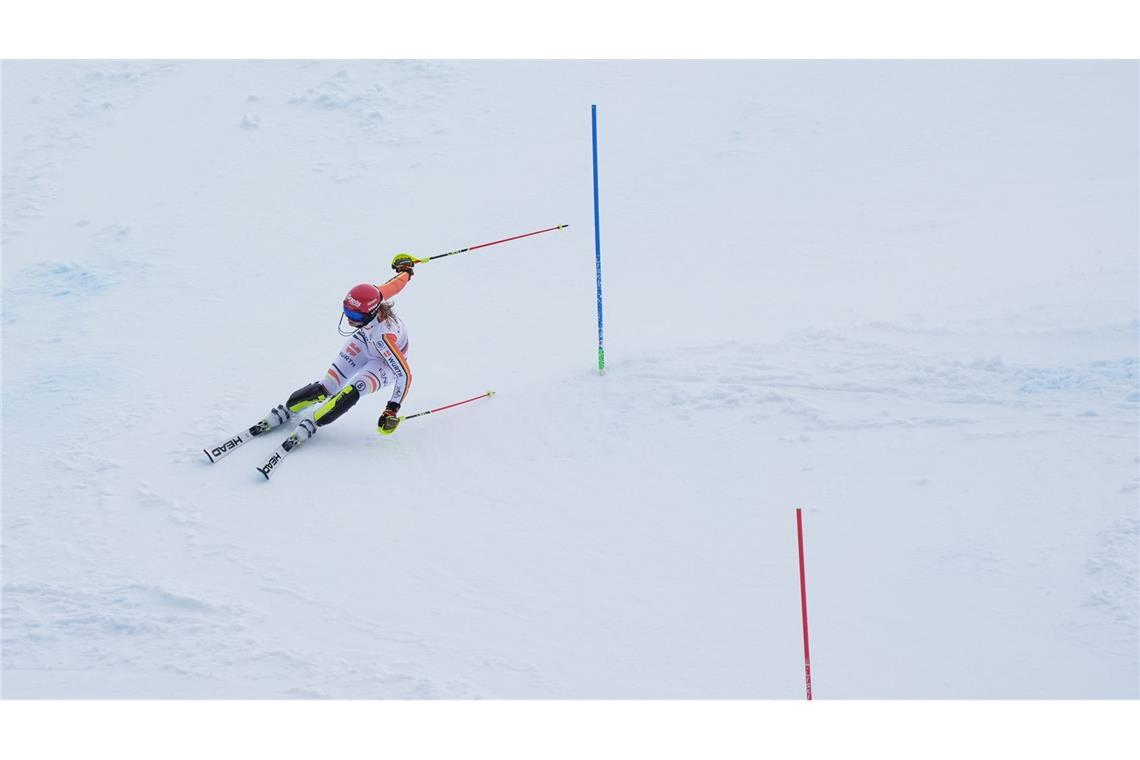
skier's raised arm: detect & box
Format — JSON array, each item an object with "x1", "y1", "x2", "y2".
[
  {"x1": 376, "y1": 272, "x2": 410, "y2": 299},
  {"x1": 376, "y1": 254, "x2": 417, "y2": 299}
]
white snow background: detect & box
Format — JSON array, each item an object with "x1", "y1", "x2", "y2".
[{"x1": 1, "y1": 60, "x2": 1137, "y2": 698}]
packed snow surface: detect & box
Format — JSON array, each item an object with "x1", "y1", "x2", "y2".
[{"x1": 2, "y1": 60, "x2": 1137, "y2": 698}]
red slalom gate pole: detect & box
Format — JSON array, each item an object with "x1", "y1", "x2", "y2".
[{"x1": 796, "y1": 507, "x2": 814, "y2": 700}]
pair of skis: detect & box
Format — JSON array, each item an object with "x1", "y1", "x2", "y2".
[
  {"x1": 202, "y1": 410, "x2": 314, "y2": 480},
  {"x1": 203, "y1": 391, "x2": 493, "y2": 480}
]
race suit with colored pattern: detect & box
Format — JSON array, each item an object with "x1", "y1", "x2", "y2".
[{"x1": 320, "y1": 272, "x2": 412, "y2": 405}]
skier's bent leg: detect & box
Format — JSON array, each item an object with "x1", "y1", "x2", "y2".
[
  {"x1": 287, "y1": 381, "x2": 333, "y2": 413},
  {"x1": 312, "y1": 384, "x2": 360, "y2": 427},
  {"x1": 311, "y1": 370, "x2": 382, "y2": 428}
]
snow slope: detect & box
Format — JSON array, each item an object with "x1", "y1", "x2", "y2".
[{"x1": 2, "y1": 60, "x2": 1137, "y2": 698}]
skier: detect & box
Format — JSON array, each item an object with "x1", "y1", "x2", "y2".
[
  {"x1": 205, "y1": 225, "x2": 565, "y2": 476},
  {"x1": 253, "y1": 254, "x2": 417, "y2": 458}
]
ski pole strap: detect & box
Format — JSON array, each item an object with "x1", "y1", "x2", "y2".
[
  {"x1": 400, "y1": 391, "x2": 494, "y2": 421},
  {"x1": 422, "y1": 225, "x2": 568, "y2": 263}
]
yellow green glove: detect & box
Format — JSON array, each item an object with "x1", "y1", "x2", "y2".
[
  {"x1": 378, "y1": 401, "x2": 401, "y2": 435},
  {"x1": 391, "y1": 253, "x2": 425, "y2": 274}
]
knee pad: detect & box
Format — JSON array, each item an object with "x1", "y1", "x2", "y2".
[
  {"x1": 287, "y1": 382, "x2": 329, "y2": 413},
  {"x1": 313, "y1": 384, "x2": 361, "y2": 427}
]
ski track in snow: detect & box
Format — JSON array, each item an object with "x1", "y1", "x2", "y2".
[{"x1": 2, "y1": 60, "x2": 1138, "y2": 698}]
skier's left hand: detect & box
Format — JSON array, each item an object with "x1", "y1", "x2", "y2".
[{"x1": 378, "y1": 401, "x2": 402, "y2": 436}]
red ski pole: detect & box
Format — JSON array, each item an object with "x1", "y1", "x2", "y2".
[
  {"x1": 405, "y1": 225, "x2": 568, "y2": 264},
  {"x1": 400, "y1": 391, "x2": 494, "y2": 422}
]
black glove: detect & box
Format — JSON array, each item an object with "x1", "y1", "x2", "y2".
[{"x1": 378, "y1": 401, "x2": 401, "y2": 435}]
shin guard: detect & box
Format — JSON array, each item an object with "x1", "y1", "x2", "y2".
[
  {"x1": 313, "y1": 384, "x2": 360, "y2": 427},
  {"x1": 287, "y1": 382, "x2": 329, "y2": 413}
]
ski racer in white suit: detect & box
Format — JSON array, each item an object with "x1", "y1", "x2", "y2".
[{"x1": 260, "y1": 255, "x2": 417, "y2": 447}]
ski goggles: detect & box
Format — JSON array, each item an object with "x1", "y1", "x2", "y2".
[{"x1": 343, "y1": 308, "x2": 372, "y2": 323}]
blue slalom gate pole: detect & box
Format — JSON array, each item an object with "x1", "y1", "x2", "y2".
[{"x1": 592, "y1": 104, "x2": 605, "y2": 375}]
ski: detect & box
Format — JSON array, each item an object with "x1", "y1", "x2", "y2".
[
  {"x1": 256, "y1": 419, "x2": 316, "y2": 481},
  {"x1": 203, "y1": 406, "x2": 291, "y2": 463},
  {"x1": 204, "y1": 421, "x2": 268, "y2": 462}
]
